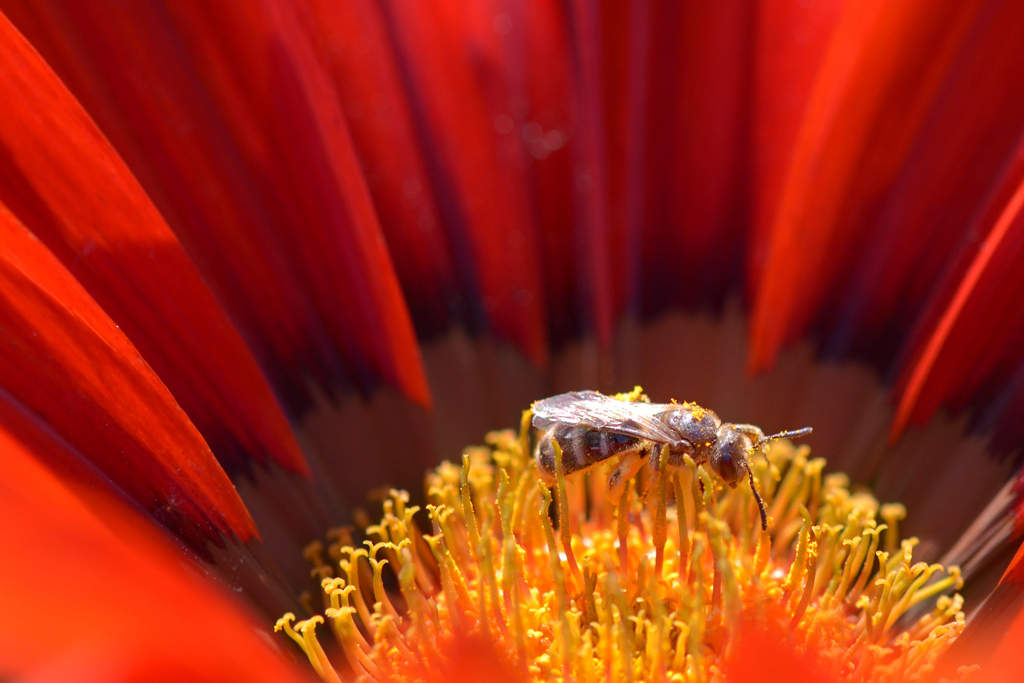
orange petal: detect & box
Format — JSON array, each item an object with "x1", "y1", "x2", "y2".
[
  {"x1": 1, "y1": 1, "x2": 430, "y2": 409},
  {"x1": 725, "y1": 624, "x2": 832, "y2": 683},
  {"x1": 749, "y1": 0, "x2": 987, "y2": 372},
  {"x1": 980, "y1": 606, "x2": 1024, "y2": 682},
  {"x1": 0, "y1": 7, "x2": 308, "y2": 475},
  {"x1": 419, "y1": 635, "x2": 524, "y2": 683},
  {"x1": 0, "y1": 415, "x2": 310, "y2": 682},
  {"x1": 0, "y1": 200, "x2": 255, "y2": 547}
]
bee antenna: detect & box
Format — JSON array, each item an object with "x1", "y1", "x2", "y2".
[
  {"x1": 745, "y1": 462, "x2": 768, "y2": 531},
  {"x1": 752, "y1": 426, "x2": 812, "y2": 452}
]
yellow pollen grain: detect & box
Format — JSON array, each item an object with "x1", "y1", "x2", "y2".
[{"x1": 281, "y1": 392, "x2": 969, "y2": 682}]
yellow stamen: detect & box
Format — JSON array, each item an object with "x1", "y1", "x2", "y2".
[
  {"x1": 653, "y1": 446, "x2": 671, "y2": 577},
  {"x1": 538, "y1": 482, "x2": 574, "y2": 679},
  {"x1": 551, "y1": 438, "x2": 583, "y2": 586},
  {"x1": 881, "y1": 503, "x2": 907, "y2": 555},
  {"x1": 280, "y1": 390, "x2": 970, "y2": 682},
  {"x1": 275, "y1": 614, "x2": 342, "y2": 683},
  {"x1": 617, "y1": 472, "x2": 632, "y2": 577}
]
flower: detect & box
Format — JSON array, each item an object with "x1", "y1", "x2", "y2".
[
  {"x1": 289, "y1": 401, "x2": 966, "y2": 681},
  {"x1": 1, "y1": 1, "x2": 1024, "y2": 681}
]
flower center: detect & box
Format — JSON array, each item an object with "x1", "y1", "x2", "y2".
[{"x1": 278, "y1": 391, "x2": 966, "y2": 682}]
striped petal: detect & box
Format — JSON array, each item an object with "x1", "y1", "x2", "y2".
[
  {"x1": 0, "y1": 0, "x2": 430, "y2": 410},
  {"x1": 382, "y1": 1, "x2": 551, "y2": 364},
  {"x1": 0, "y1": 200, "x2": 255, "y2": 548},
  {"x1": 0, "y1": 7, "x2": 308, "y2": 476},
  {"x1": 749, "y1": 0, "x2": 990, "y2": 371}
]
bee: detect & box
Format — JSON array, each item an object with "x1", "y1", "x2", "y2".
[{"x1": 531, "y1": 390, "x2": 812, "y2": 530}]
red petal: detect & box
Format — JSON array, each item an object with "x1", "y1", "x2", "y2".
[
  {"x1": 303, "y1": 0, "x2": 459, "y2": 338},
  {"x1": 820, "y1": 2, "x2": 1024, "y2": 363},
  {"x1": 750, "y1": 0, "x2": 846, "y2": 299},
  {"x1": 1, "y1": 1, "x2": 430, "y2": 408},
  {"x1": 0, "y1": 201, "x2": 256, "y2": 547},
  {"x1": 312, "y1": 0, "x2": 613, "y2": 350},
  {"x1": 982, "y1": 608, "x2": 1024, "y2": 682},
  {"x1": 749, "y1": 0, "x2": 988, "y2": 371},
  {"x1": 935, "y1": 535, "x2": 1024, "y2": 678},
  {"x1": 0, "y1": 8, "x2": 308, "y2": 475},
  {"x1": 562, "y1": 0, "x2": 615, "y2": 344},
  {"x1": 596, "y1": 1, "x2": 639, "y2": 320},
  {"x1": 891, "y1": 151, "x2": 1024, "y2": 439},
  {"x1": 978, "y1": 535, "x2": 1024, "y2": 675},
  {"x1": 639, "y1": 2, "x2": 752, "y2": 312},
  {"x1": 0, "y1": 419, "x2": 309, "y2": 682},
  {"x1": 382, "y1": 1, "x2": 550, "y2": 365}
]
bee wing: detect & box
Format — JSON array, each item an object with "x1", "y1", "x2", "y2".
[{"x1": 531, "y1": 391, "x2": 678, "y2": 443}]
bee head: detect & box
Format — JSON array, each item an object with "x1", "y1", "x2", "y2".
[
  {"x1": 710, "y1": 426, "x2": 752, "y2": 485},
  {"x1": 719, "y1": 423, "x2": 812, "y2": 531}
]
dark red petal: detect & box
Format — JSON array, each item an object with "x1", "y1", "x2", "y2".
[
  {"x1": 382, "y1": 1, "x2": 550, "y2": 365},
  {"x1": 821, "y1": 2, "x2": 1024, "y2": 364},
  {"x1": 750, "y1": 0, "x2": 846, "y2": 298},
  {"x1": 749, "y1": 0, "x2": 988, "y2": 371},
  {"x1": 312, "y1": 0, "x2": 613, "y2": 350},
  {"x1": 562, "y1": 0, "x2": 615, "y2": 344},
  {"x1": 303, "y1": 0, "x2": 459, "y2": 338},
  {"x1": 599, "y1": 1, "x2": 757, "y2": 320},
  {"x1": 1, "y1": 0, "x2": 430, "y2": 409},
  {"x1": 156, "y1": 0, "x2": 432, "y2": 408},
  {"x1": 891, "y1": 153, "x2": 1024, "y2": 439},
  {"x1": 936, "y1": 536, "x2": 1024, "y2": 677},
  {"x1": 0, "y1": 201, "x2": 255, "y2": 547},
  {"x1": 639, "y1": 1, "x2": 752, "y2": 313},
  {"x1": 0, "y1": 8, "x2": 308, "y2": 476},
  {"x1": 596, "y1": 1, "x2": 640, "y2": 319},
  {"x1": 0, "y1": 419, "x2": 309, "y2": 682}
]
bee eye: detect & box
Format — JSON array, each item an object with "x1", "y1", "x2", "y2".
[{"x1": 714, "y1": 447, "x2": 742, "y2": 484}]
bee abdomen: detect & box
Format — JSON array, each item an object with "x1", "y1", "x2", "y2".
[{"x1": 535, "y1": 425, "x2": 641, "y2": 482}]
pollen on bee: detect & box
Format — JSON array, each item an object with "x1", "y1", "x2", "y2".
[{"x1": 282, "y1": 396, "x2": 968, "y2": 682}]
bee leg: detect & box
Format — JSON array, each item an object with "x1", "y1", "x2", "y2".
[
  {"x1": 533, "y1": 429, "x2": 560, "y2": 485},
  {"x1": 606, "y1": 449, "x2": 645, "y2": 504},
  {"x1": 639, "y1": 443, "x2": 666, "y2": 502},
  {"x1": 639, "y1": 472, "x2": 658, "y2": 502}
]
